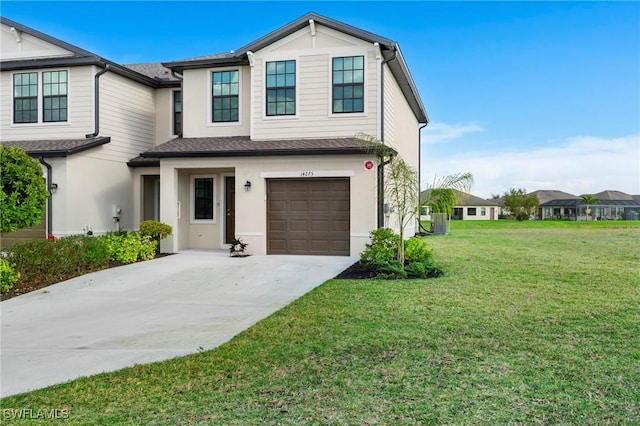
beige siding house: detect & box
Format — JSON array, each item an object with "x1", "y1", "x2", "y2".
[{"x1": 1, "y1": 13, "x2": 428, "y2": 256}]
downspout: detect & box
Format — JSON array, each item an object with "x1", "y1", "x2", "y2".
[
  {"x1": 377, "y1": 47, "x2": 397, "y2": 228},
  {"x1": 85, "y1": 64, "x2": 110, "y2": 138},
  {"x1": 38, "y1": 157, "x2": 53, "y2": 236},
  {"x1": 418, "y1": 122, "x2": 429, "y2": 233},
  {"x1": 171, "y1": 70, "x2": 183, "y2": 138}
]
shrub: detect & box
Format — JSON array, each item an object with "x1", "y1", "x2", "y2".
[
  {"x1": 139, "y1": 220, "x2": 172, "y2": 239},
  {"x1": 104, "y1": 232, "x2": 157, "y2": 264},
  {"x1": 0, "y1": 257, "x2": 19, "y2": 293},
  {"x1": 0, "y1": 146, "x2": 49, "y2": 233},
  {"x1": 9, "y1": 235, "x2": 111, "y2": 286},
  {"x1": 404, "y1": 236, "x2": 434, "y2": 265},
  {"x1": 360, "y1": 228, "x2": 400, "y2": 269},
  {"x1": 360, "y1": 230, "x2": 442, "y2": 280},
  {"x1": 139, "y1": 220, "x2": 172, "y2": 252},
  {"x1": 229, "y1": 237, "x2": 249, "y2": 257}
]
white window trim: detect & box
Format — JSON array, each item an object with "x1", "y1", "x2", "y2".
[
  {"x1": 261, "y1": 57, "x2": 300, "y2": 120},
  {"x1": 208, "y1": 67, "x2": 243, "y2": 127},
  {"x1": 327, "y1": 54, "x2": 368, "y2": 118},
  {"x1": 10, "y1": 68, "x2": 71, "y2": 127},
  {"x1": 190, "y1": 174, "x2": 216, "y2": 224}
]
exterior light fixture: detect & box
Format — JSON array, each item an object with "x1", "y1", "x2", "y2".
[
  {"x1": 49, "y1": 183, "x2": 58, "y2": 194},
  {"x1": 244, "y1": 180, "x2": 252, "y2": 191}
]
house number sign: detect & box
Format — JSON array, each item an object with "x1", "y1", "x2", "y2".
[{"x1": 300, "y1": 171, "x2": 314, "y2": 177}]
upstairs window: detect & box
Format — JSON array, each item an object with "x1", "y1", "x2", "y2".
[
  {"x1": 212, "y1": 70, "x2": 239, "y2": 122},
  {"x1": 13, "y1": 72, "x2": 38, "y2": 123},
  {"x1": 332, "y1": 56, "x2": 364, "y2": 113},
  {"x1": 43, "y1": 71, "x2": 68, "y2": 122},
  {"x1": 265, "y1": 60, "x2": 295, "y2": 116},
  {"x1": 173, "y1": 90, "x2": 182, "y2": 134}
]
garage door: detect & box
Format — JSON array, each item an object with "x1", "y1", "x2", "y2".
[{"x1": 267, "y1": 178, "x2": 350, "y2": 256}]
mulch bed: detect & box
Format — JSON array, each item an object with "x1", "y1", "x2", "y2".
[{"x1": 335, "y1": 260, "x2": 443, "y2": 280}]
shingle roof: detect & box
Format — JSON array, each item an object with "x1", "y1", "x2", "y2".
[
  {"x1": 123, "y1": 63, "x2": 180, "y2": 82},
  {"x1": 420, "y1": 189, "x2": 500, "y2": 207},
  {"x1": 0, "y1": 137, "x2": 110, "y2": 157},
  {"x1": 127, "y1": 156, "x2": 160, "y2": 167},
  {"x1": 138, "y1": 136, "x2": 374, "y2": 158},
  {"x1": 593, "y1": 190, "x2": 635, "y2": 201},
  {"x1": 540, "y1": 198, "x2": 640, "y2": 207},
  {"x1": 529, "y1": 190, "x2": 579, "y2": 204}
]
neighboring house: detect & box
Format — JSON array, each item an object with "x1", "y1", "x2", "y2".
[
  {"x1": 1, "y1": 13, "x2": 428, "y2": 256},
  {"x1": 0, "y1": 16, "x2": 180, "y2": 249},
  {"x1": 420, "y1": 190, "x2": 500, "y2": 221},
  {"x1": 538, "y1": 190, "x2": 640, "y2": 220}
]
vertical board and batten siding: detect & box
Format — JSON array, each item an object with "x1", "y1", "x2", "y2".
[
  {"x1": 251, "y1": 24, "x2": 378, "y2": 140},
  {"x1": 0, "y1": 66, "x2": 94, "y2": 140},
  {"x1": 182, "y1": 66, "x2": 251, "y2": 138}
]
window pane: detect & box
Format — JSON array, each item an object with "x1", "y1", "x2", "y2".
[
  {"x1": 333, "y1": 57, "x2": 343, "y2": 70},
  {"x1": 334, "y1": 100, "x2": 343, "y2": 113},
  {"x1": 266, "y1": 75, "x2": 276, "y2": 87},
  {"x1": 285, "y1": 74, "x2": 295, "y2": 86},
  {"x1": 276, "y1": 74, "x2": 285, "y2": 87},
  {"x1": 344, "y1": 71, "x2": 353, "y2": 84},
  {"x1": 266, "y1": 62, "x2": 276, "y2": 74},
  {"x1": 194, "y1": 178, "x2": 214, "y2": 220},
  {"x1": 333, "y1": 71, "x2": 342, "y2": 84},
  {"x1": 276, "y1": 62, "x2": 285, "y2": 74},
  {"x1": 353, "y1": 98, "x2": 363, "y2": 112},
  {"x1": 353, "y1": 70, "x2": 364, "y2": 83},
  {"x1": 285, "y1": 102, "x2": 294, "y2": 114},
  {"x1": 344, "y1": 57, "x2": 353, "y2": 69},
  {"x1": 354, "y1": 56, "x2": 364, "y2": 69}
]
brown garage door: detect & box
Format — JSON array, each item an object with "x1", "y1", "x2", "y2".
[{"x1": 267, "y1": 178, "x2": 350, "y2": 256}]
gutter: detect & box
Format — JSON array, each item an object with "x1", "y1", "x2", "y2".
[
  {"x1": 377, "y1": 47, "x2": 397, "y2": 228},
  {"x1": 86, "y1": 64, "x2": 110, "y2": 138},
  {"x1": 38, "y1": 157, "x2": 53, "y2": 236},
  {"x1": 418, "y1": 122, "x2": 429, "y2": 233}
]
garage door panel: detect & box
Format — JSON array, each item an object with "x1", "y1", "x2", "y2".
[
  {"x1": 310, "y1": 200, "x2": 329, "y2": 212},
  {"x1": 267, "y1": 178, "x2": 350, "y2": 256}
]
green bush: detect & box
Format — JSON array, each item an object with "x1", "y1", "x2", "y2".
[
  {"x1": 0, "y1": 146, "x2": 49, "y2": 233},
  {"x1": 360, "y1": 230, "x2": 442, "y2": 280},
  {"x1": 360, "y1": 228, "x2": 400, "y2": 268},
  {"x1": 104, "y1": 232, "x2": 157, "y2": 264},
  {"x1": 139, "y1": 220, "x2": 172, "y2": 253},
  {"x1": 9, "y1": 235, "x2": 111, "y2": 285},
  {"x1": 404, "y1": 236, "x2": 434, "y2": 264},
  {"x1": 0, "y1": 257, "x2": 19, "y2": 293}
]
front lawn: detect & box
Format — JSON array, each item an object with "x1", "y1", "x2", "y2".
[{"x1": 2, "y1": 221, "x2": 639, "y2": 424}]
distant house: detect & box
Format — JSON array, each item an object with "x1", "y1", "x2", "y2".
[
  {"x1": 538, "y1": 190, "x2": 640, "y2": 220},
  {"x1": 420, "y1": 190, "x2": 500, "y2": 221}
]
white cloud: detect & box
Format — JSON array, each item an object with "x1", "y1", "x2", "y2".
[
  {"x1": 422, "y1": 134, "x2": 640, "y2": 198},
  {"x1": 421, "y1": 122, "x2": 485, "y2": 144}
]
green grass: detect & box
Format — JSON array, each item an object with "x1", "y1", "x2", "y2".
[{"x1": 2, "y1": 221, "x2": 639, "y2": 425}]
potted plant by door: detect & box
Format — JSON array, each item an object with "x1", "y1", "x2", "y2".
[{"x1": 229, "y1": 237, "x2": 249, "y2": 257}]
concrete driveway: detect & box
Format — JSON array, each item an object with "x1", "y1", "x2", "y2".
[{"x1": 1, "y1": 250, "x2": 356, "y2": 397}]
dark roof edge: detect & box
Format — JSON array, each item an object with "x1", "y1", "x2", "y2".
[
  {"x1": 127, "y1": 159, "x2": 160, "y2": 167},
  {"x1": 18, "y1": 137, "x2": 111, "y2": 157},
  {"x1": 141, "y1": 148, "x2": 371, "y2": 158},
  {"x1": 1, "y1": 17, "x2": 168, "y2": 88}
]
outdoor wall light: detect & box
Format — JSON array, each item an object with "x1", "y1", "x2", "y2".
[
  {"x1": 49, "y1": 183, "x2": 58, "y2": 194},
  {"x1": 244, "y1": 180, "x2": 252, "y2": 192}
]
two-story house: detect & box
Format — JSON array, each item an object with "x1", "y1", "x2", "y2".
[
  {"x1": 0, "y1": 16, "x2": 180, "y2": 248},
  {"x1": 1, "y1": 13, "x2": 428, "y2": 256}
]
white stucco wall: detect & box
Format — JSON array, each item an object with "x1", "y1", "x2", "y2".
[{"x1": 157, "y1": 154, "x2": 378, "y2": 256}]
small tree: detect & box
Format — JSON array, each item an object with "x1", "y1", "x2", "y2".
[
  {"x1": 421, "y1": 173, "x2": 474, "y2": 233},
  {"x1": 384, "y1": 157, "x2": 419, "y2": 264},
  {"x1": 503, "y1": 188, "x2": 539, "y2": 221},
  {"x1": 580, "y1": 194, "x2": 599, "y2": 220},
  {"x1": 0, "y1": 146, "x2": 49, "y2": 233}
]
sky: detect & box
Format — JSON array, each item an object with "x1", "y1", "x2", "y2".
[{"x1": 2, "y1": 1, "x2": 639, "y2": 197}]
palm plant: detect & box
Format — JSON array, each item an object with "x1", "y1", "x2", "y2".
[
  {"x1": 421, "y1": 173, "x2": 474, "y2": 233},
  {"x1": 580, "y1": 194, "x2": 599, "y2": 220}
]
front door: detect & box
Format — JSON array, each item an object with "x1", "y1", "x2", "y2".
[{"x1": 225, "y1": 177, "x2": 235, "y2": 244}]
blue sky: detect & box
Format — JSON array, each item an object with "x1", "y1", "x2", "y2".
[{"x1": 3, "y1": 1, "x2": 639, "y2": 197}]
